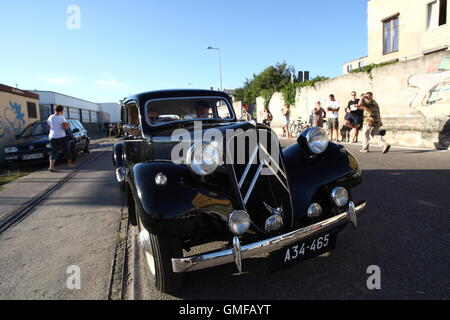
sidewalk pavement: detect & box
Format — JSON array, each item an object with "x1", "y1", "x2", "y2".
[{"x1": 0, "y1": 138, "x2": 116, "y2": 221}]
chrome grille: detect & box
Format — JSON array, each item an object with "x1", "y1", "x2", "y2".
[{"x1": 227, "y1": 128, "x2": 292, "y2": 231}]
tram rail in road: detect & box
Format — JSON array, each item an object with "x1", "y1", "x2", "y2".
[{"x1": 0, "y1": 144, "x2": 109, "y2": 234}]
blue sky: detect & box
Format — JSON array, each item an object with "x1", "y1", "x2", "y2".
[{"x1": 0, "y1": 0, "x2": 368, "y2": 103}]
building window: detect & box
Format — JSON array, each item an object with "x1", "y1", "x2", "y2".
[
  {"x1": 427, "y1": 0, "x2": 447, "y2": 30},
  {"x1": 347, "y1": 64, "x2": 353, "y2": 72},
  {"x1": 90, "y1": 111, "x2": 98, "y2": 123},
  {"x1": 81, "y1": 110, "x2": 91, "y2": 123},
  {"x1": 27, "y1": 102, "x2": 37, "y2": 119},
  {"x1": 383, "y1": 16, "x2": 399, "y2": 55},
  {"x1": 67, "y1": 107, "x2": 80, "y2": 120},
  {"x1": 358, "y1": 61, "x2": 365, "y2": 68}
]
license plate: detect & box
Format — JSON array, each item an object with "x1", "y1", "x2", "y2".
[
  {"x1": 268, "y1": 233, "x2": 337, "y2": 272},
  {"x1": 22, "y1": 153, "x2": 44, "y2": 160}
]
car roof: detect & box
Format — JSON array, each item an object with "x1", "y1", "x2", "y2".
[{"x1": 123, "y1": 89, "x2": 232, "y2": 106}]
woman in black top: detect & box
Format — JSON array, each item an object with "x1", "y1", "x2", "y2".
[{"x1": 344, "y1": 91, "x2": 364, "y2": 143}]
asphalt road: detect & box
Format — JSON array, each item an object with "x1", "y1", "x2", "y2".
[
  {"x1": 0, "y1": 140, "x2": 448, "y2": 299},
  {"x1": 130, "y1": 142, "x2": 450, "y2": 300}
]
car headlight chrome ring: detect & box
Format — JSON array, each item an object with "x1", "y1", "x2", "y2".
[
  {"x1": 306, "y1": 127, "x2": 329, "y2": 154},
  {"x1": 331, "y1": 187, "x2": 349, "y2": 208},
  {"x1": 228, "y1": 210, "x2": 251, "y2": 236},
  {"x1": 186, "y1": 141, "x2": 221, "y2": 176}
]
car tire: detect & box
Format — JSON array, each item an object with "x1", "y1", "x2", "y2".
[{"x1": 135, "y1": 200, "x2": 183, "y2": 294}]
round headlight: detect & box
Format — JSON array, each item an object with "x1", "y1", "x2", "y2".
[
  {"x1": 4, "y1": 147, "x2": 18, "y2": 154},
  {"x1": 304, "y1": 127, "x2": 329, "y2": 154},
  {"x1": 331, "y1": 187, "x2": 349, "y2": 207},
  {"x1": 228, "y1": 210, "x2": 251, "y2": 236},
  {"x1": 186, "y1": 142, "x2": 221, "y2": 176},
  {"x1": 307, "y1": 203, "x2": 323, "y2": 218}
]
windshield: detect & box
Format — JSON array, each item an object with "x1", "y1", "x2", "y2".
[
  {"x1": 145, "y1": 97, "x2": 234, "y2": 126},
  {"x1": 19, "y1": 122, "x2": 49, "y2": 138}
]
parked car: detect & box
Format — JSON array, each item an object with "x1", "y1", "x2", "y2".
[
  {"x1": 112, "y1": 89, "x2": 367, "y2": 293},
  {"x1": 4, "y1": 120, "x2": 90, "y2": 167}
]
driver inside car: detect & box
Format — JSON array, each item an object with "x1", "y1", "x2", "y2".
[
  {"x1": 148, "y1": 110, "x2": 161, "y2": 124},
  {"x1": 195, "y1": 101, "x2": 212, "y2": 119}
]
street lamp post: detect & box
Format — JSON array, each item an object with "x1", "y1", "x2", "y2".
[{"x1": 207, "y1": 46, "x2": 223, "y2": 91}]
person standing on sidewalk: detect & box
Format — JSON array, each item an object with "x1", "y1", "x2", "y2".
[
  {"x1": 357, "y1": 92, "x2": 391, "y2": 154},
  {"x1": 262, "y1": 106, "x2": 273, "y2": 127},
  {"x1": 344, "y1": 91, "x2": 364, "y2": 143},
  {"x1": 326, "y1": 94, "x2": 340, "y2": 141},
  {"x1": 312, "y1": 101, "x2": 327, "y2": 128},
  {"x1": 47, "y1": 105, "x2": 73, "y2": 171},
  {"x1": 282, "y1": 104, "x2": 293, "y2": 139}
]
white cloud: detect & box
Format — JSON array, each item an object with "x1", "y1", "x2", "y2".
[{"x1": 40, "y1": 75, "x2": 77, "y2": 86}]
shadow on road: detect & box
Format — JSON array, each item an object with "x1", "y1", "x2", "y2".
[{"x1": 146, "y1": 168, "x2": 450, "y2": 300}]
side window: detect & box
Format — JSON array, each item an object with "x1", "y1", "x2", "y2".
[{"x1": 68, "y1": 120, "x2": 76, "y2": 131}]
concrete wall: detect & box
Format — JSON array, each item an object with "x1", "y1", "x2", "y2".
[
  {"x1": 368, "y1": 0, "x2": 450, "y2": 64},
  {"x1": 0, "y1": 90, "x2": 40, "y2": 165},
  {"x1": 257, "y1": 50, "x2": 450, "y2": 149}
]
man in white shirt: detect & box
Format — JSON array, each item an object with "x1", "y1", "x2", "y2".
[
  {"x1": 326, "y1": 94, "x2": 341, "y2": 141},
  {"x1": 47, "y1": 105, "x2": 73, "y2": 171}
]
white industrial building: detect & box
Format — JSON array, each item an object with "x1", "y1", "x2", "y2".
[{"x1": 28, "y1": 90, "x2": 119, "y2": 135}]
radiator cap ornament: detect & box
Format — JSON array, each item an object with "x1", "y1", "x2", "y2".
[{"x1": 264, "y1": 202, "x2": 284, "y2": 232}]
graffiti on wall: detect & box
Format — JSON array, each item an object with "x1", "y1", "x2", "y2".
[
  {"x1": 0, "y1": 101, "x2": 26, "y2": 140},
  {"x1": 408, "y1": 56, "x2": 450, "y2": 109}
]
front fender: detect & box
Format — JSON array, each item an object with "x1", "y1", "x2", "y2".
[
  {"x1": 129, "y1": 162, "x2": 234, "y2": 234},
  {"x1": 282, "y1": 143, "x2": 361, "y2": 224},
  {"x1": 112, "y1": 142, "x2": 125, "y2": 168}
]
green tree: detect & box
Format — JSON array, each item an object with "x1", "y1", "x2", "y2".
[{"x1": 235, "y1": 62, "x2": 295, "y2": 105}]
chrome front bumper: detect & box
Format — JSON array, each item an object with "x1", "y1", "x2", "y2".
[{"x1": 172, "y1": 201, "x2": 366, "y2": 273}]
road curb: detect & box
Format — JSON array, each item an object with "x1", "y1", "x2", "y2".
[{"x1": 108, "y1": 190, "x2": 129, "y2": 300}]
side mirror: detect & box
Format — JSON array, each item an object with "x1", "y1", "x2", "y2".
[{"x1": 72, "y1": 128, "x2": 80, "y2": 133}]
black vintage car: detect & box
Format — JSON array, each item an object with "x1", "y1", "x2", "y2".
[
  {"x1": 113, "y1": 89, "x2": 366, "y2": 293},
  {"x1": 4, "y1": 120, "x2": 90, "y2": 167}
]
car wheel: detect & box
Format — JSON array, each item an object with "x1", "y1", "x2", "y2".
[
  {"x1": 83, "y1": 140, "x2": 90, "y2": 153},
  {"x1": 135, "y1": 200, "x2": 183, "y2": 294}
]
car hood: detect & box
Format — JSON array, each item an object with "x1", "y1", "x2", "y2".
[{"x1": 6, "y1": 135, "x2": 49, "y2": 148}]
